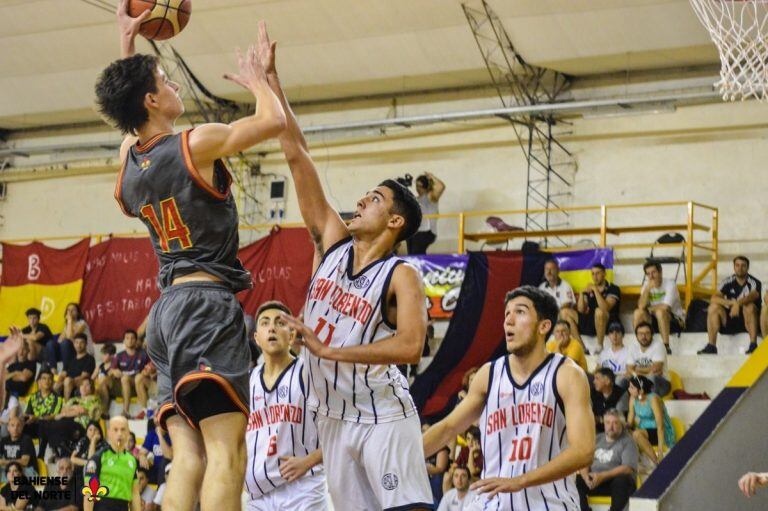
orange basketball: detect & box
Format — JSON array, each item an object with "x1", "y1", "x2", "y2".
[{"x1": 128, "y1": 0, "x2": 191, "y2": 41}]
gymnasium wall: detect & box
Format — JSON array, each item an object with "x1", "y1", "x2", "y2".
[{"x1": 2, "y1": 96, "x2": 767, "y2": 285}]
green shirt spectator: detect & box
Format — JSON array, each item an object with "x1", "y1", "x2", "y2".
[{"x1": 25, "y1": 389, "x2": 62, "y2": 418}]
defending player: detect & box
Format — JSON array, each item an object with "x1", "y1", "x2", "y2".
[
  {"x1": 262, "y1": 30, "x2": 433, "y2": 511},
  {"x1": 423, "y1": 286, "x2": 595, "y2": 510},
  {"x1": 246, "y1": 301, "x2": 325, "y2": 510},
  {"x1": 94, "y1": 3, "x2": 286, "y2": 510}
]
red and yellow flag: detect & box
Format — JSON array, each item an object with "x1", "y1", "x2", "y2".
[{"x1": 0, "y1": 239, "x2": 89, "y2": 334}]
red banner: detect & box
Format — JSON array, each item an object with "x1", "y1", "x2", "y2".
[
  {"x1": 237, "y1": 227, "x2": 314, "y2": 317},
  {"x1": 1, "y1": 239, "x2": 89, "y2": 287},
  {"x1": 80, "y1": 238, "x2": 159, "y2": 342}
]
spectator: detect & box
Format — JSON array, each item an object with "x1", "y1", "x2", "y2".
[
  {"x1": 54, "y1": 333, "x2": 95, "y2": 400},
  {"x1": 48, "y1": 303, "x2": 91, "y2": 369},
  {"x1": 592, "y1": 368, "x2": 628, "y2": 433},
  {"x1": 71, "y1": 420, "x2": 107, "y2": 481},
  {"x1": 4, "y1": 341, "x2": 36, "y2": 398},
  {"x1": 137, "y1": 466, "x2": 156, "y2": 510},
  {"x1": 139, "y1": 416, "x2": 172, "y2": 486},
  {"x1": 23, "y1": 369, "x2": 62, "y2": 458},
  {"x1": 634, "y1": 261, "x2": 685, "y2": 354},
  {"x1": 0, "y1": 393, "x2": 20, "y2": 440},
  {"x1": 627, "y1": 375, "x2": 676, "y2": 465},
  {"x1": 739, "y1": 471, "x2": 768, "y2": 498},
  {"x1": 437, "y1": 465, "x2": 476, "y2": 511},
  {"x1": 577, "y1": 409, "x2": 638, "y2": 511},
  {"x1": 626, "y1": 322, "x2": 671, "y2": 398},
  {"x1": 149, "y1": 462, "x2": 172, "y2": 511},
  {"x1": 127, "y1": 432, "x2": 140, "y2": 458},
  {"x1": 546, "y1": 320, "x2": 588, "y2": 373},
  {"x1": 21, "y1": 308, "x2": 53, "y2": 364},
  {"x1": 577, "y1": 264, "x2": 621, "y2": 353},
  {"x1": 539, "y1": 259, "x2": 582, "y2": 345},
  {"x1": 34, "y1": 456, "x2": 78, "y2": 511},
  {"x1": 453, "y1": 426, "x2": 483, "y2": 479},
  {"x1": 0, "y1": 461, "x2": 38, "y2": 510},
  {"x1": 97, "y1": 330, "x2": 149, "y2": 419},
  {"x1": 422, "y1": 422, "x2": 450, "y2": 507},
  {"x1": 408, "y1": 172, "x2": 445, "y2": 254},
  {"x1": 598, "y1": 321, "x2": 630, "y2": 386},
  {"x1": 0, "y1": 416, "x2": 37, "y2": 481},
  {"x1": 93, "y1": 343, "x2": 116, "y2": 411},
  {"x1": 134, "y1": 361, "x2": 157, "y2": 420},
  {"x1": 701, "y1": 256, "x2": 761, "y2": 355},
  {"x1": 45, "y1": 378, "x2": 102, "y2": 459},
  {"x1": 456, "y1": 367, "x2": 479, "y2": 403}
]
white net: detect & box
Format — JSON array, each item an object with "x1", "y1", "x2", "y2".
[{"x1": 690, "y1": 0, "x2": 768, "y2": 100}]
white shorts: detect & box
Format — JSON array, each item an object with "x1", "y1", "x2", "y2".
[
  {"x1": 317, "y1": 413, "x2": 433, "y2": 511},
  {"x1": 246, "y1": 474, "x2": 328, "y2": 511}
]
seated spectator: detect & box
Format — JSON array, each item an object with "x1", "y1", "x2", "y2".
[
  {"x1": 592, "y1": 368, "x2": 628, "y2": 433},
  {"x1": 135, "y1": 360, "x2": 158, "y2": 420},
  {"x1": 453, "y1": 426, "x2": 483, "y2": 479},
  {"x1": 4, "y1": 341, "x2": 36, "y2": 398},
  {"x1": 0, "y1": 393, "x2": 20, "y2": 440},
  {"x1": 93, "y1": 343, "x2": 116, "y2": 412},
  {"x1": 701, "y1": 256, "x2": 761, "y2": 355},
  {"x1": 627, "y1": 375, "x2": 676, "y2": 465},
  {"x1": 23, "y1": 370, "x2": 62, "y2": 458},
  {"x1": 634, "y1": 262, "x2": 685, "y2": 354},
  {"x1": 47, "y1": 303, "x2": 92, "y2": 369},
  {"x1": 54, "y1": 333, "x2": 95, "y2": 400},
  {"x1": 626, "y1": 322, "x2": 671, "y2": 398},
  {"x1": 137, "y1": 466, "x2": 157, "y2": 510},
  {"x1": 97, "y1": 330, "x2": 150, "y2": 418},
  {"x1": 539, "y1": 258, "x2": 582, "y2": 346},
  {"x1": 45, "y1": 378, "x2": 101, "y2": 459},
  {"x1": 127, "y1": 432, "x2": 141, "y2": 458},
  {"x1": 408, "y1": 172, "x2": 445, "y2": 255},
  {"x1": 0, "y1": 461, "x2": 38, "y2": 510},
  {"x1": 422, "y1": 422, "x2": 450, "y2": 506},
  {"x1": 577, "y1": 409, "x2": 639, "y2": 511},
  {"x1": 21, "y1": 308, "x2": 53, "y2": 364},
  {"x1": 34, "y1": 456, "x2": 78, "y2": 511},
  {"x1": 577, "y1": 264, "x2": 621, "y2": 353},
  {"x1": 139, "y1": 416, "x2": 172, "y2": 486},
  {"x1": 149, "y1": 462, "x2": 172, "y2": 511},
  {"x1": 437, "y1": 465, "x2": 476, "y2": 511},
  {"x1": 457, "y1": 367, "x2": 479, "y2": 403},
  {"x1": 70, "y1": 420, "x2": 107, "y2": 481},
  {"x1": 598, "y1": 321, "x2": 630, "y2": 386},
  {"x1": 0, "y1": 416, "x2": 37, "y2": 481},
  {"x1": 546, "y1": 321, "x2": 588, "y2": 373}
]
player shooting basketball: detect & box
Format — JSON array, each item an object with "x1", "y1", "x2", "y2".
[
  {"x1": 423, "y1": 286, "x2": 595, "y2": 511},
  {"x1": 94, "y1": 2, "x2": 286, "y2": 510},
  {"x1": 260, "y1": 27, "x2": 434, "y2": 511}
]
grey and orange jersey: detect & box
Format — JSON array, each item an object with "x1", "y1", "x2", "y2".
[{"x1": 115, "y1": 130, "x2": 251, "y2": 292}]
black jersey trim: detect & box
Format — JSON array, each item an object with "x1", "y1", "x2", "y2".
[
  {"x1": 345, "y1": 243, "x2": 396, "y2": 281},
  {"x1": 383, "y1": 502, "x2": 435, "y2": 511},
  {"x1": 310, "y1": 237, "x2": 353, "y2": 282},
  {"x1": 259, "y1": 358, "x2": 298, "y2": 393},
  {"x1": 551, "y1": 355, "x2": 567, "y2": 414},
  {"x1": 180, "y1": 129, "x2": 232, "y2": 200},
  {"x1": 504, "y1": 353, "x2": 554, "y2": 390},
  {"x1": 380, "y1": 260, "x2": 406, "y2": 330}
]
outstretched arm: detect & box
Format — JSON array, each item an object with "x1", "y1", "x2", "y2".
[
  {"x1": 116, "y1": 0, "x2": 148, "y2": 159},
  {"x1": 265, "y1": 39, "x2": 348, "y2": 263},
  {"x1": 471, "y1": 362, "x2": 595, "y2": 498},
  {"x1": 284, "y1": 264, "x2": 427, "y2": 365}
]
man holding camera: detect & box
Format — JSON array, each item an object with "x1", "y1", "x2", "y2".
[{"x1": 408, "y1": 172, "x2": 446, "y2": 254}]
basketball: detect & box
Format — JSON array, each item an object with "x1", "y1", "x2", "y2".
[{"x1": 128, "y1": 0, "x2": 191, "y2": 41}]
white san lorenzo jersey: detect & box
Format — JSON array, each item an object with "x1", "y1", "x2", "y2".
[
  {"x1": 302, "y1": 238, "x2": 416, "y2": 424},
  {"x1": 480, "y1": 353, "x2": 579, "y2": 511},
  {"x1": 245, "y1": 358, "x2": 322, "y2": 499}
]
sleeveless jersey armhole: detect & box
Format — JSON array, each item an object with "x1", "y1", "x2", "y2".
[
  {"x1": 180, "y1": 129, "x2": 231, "y2": 200},
  {"x1": 551, "y1": 355, "x2": 567, "y2": 414},
  {"x1": 114, "y1": 158, "x2": 135, "y2": 218},
  {"x1": 380, "y1": 259, "x2": 406, "y2": 330}
]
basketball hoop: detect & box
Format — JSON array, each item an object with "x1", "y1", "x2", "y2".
[{"x1": 689, "y1": 0, "x2": 768, "y2": 101}]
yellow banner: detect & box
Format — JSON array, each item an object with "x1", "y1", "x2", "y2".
[
  {"x1": 559, "y1": 269, "x2": 615, "y2": 293},
  {"x1": 0, "y1": 281, "x2": 83, "y2": 335}
]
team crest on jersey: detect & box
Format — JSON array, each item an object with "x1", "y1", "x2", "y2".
[
  {"x1": 353, "y1": 275, "x2": 370, "y2": 289},
  {"x1": 381, "y1": 473, "x2": 399, "y2": 490},
  {"x1": 140, "y1": 157, "x2": 151, "y2": 171},
  {"x1": 531, "y1": 382, "x2": 545, "y2": 397},
  {"x1": 278, "y1": 385, "x2": 288, "y2": 399}
]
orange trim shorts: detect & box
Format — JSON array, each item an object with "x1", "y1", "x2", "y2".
[{"x1": 146, "y1": 281, "x2": 250, "y2": 430}]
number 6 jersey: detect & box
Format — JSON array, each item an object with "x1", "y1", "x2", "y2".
[
  {"x1": 480, "y1": 353, "x2": 580, "y2": 511},
  {"x1": 245, "y1": 358, "x2": 323, "y2": 499}
]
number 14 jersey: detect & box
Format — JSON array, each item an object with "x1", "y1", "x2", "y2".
[{"x1": 480, "y1": 353, "x2": 580, "y2": 511}]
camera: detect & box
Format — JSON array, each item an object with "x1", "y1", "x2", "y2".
[{"x1": 395, "y1": 173, "x2": 413, "y2": 188}]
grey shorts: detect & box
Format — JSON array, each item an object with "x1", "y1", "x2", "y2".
[{"x1": 146, "y1": 281, "x2": 250, "y2": 430}]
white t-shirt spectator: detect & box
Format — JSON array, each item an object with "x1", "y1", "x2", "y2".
[
  {"x1": 627, "y1": 338, "x2": 668, "y2": 378},
  {"x1": 141, "y1": 485, "x2": 157, "y2": 508},
  {"x1": 642, "y1": 278, "x2": 685, "y2": 323},
  {"x1": 599, "y1": 346, "x2": 629, "y2": 377},
  {"x1": 437, "y1": 488, "x2": 478, "y2": 511},
  {"x1": 539, "y1": 279, "x2": 576, "y2": 308}
]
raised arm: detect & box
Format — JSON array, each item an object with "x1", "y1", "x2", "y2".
[
  {"x1": 426, "y1": 172, "x2": 446, "y2": 202},
  {"x1": 265, "y1": 40, "x2": 348, "y2": 261},
  {"x1": 423, "y1": 363, "x2": 490, "y2": 458},
  {"x1": 472, "y1": 362, "x2": 595, "y2": 498},
  {"x1": 285, "y1": 264, "x2": 426, "y2": 365},
  {"x1": 115, "y1": 0, "x2": 146, "y2": 160}
]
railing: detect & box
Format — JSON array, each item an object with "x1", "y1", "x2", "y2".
[{"x1": 0, "y1": 201, "x2": 718, "y2": 306}]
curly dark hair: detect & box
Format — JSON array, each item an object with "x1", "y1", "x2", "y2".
[
  {"x1": 379, "y1": 179, "x2": 423, "y2": 243},
  {"x1": 94, "y1": 54, "x2": 159, "y2": 135}
]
